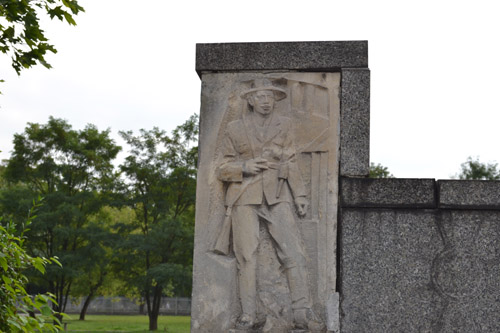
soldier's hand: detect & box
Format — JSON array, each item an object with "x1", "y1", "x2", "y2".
[
  {"x1": 295, "y1": 196, "x2": 309, "y2": 217},
  {"x1": 243, "y1": 158, "x2": 268, "y2": 176}
]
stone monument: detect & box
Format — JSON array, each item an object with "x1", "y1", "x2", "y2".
[
  {"x1": 193, "y1": 41, "x2": 500, "y2": 333},
  {"x1": 192, "y1": 41, "x2": 369, "y2": 333}
]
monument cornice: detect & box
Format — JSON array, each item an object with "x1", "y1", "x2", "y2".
[{"x1": 196, "y1": 41, "x2": 368, "y2": 77}]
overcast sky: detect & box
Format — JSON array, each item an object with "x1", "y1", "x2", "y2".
[{"x1": 1, "y1": 0, "x2": 499, "y2": 179}]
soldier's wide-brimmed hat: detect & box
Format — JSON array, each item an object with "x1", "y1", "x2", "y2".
[{"x1": 241, "y1": 79, "x2": 287, "y2": 101}]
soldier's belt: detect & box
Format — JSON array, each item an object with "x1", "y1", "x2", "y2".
[{"x1": 267, "y1": 162, "x2": 281, "y2": 170}]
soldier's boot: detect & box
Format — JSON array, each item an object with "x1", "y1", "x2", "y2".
[
  {"x1": 293, "y1": 308, "x2": 325, "y2": 331},
  {"x1": 236, "y1": 313, "x2": 255, "y2": 330}
]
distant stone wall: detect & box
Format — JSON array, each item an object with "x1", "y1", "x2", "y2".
[
  {"x1": 63, "y1": 296, "x2": 191, "y2": 315},
  {"x1": 339, "y1": 178, "x2": 500, "y2": 332}
]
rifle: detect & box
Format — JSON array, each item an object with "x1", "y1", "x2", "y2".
[{"x1": 213, "y1": 175, "x2": 261, "y2": 255}]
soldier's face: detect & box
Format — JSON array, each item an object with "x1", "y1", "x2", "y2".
[{"x1": 249, "y1": 90, "x2": 275, "y2": 116}]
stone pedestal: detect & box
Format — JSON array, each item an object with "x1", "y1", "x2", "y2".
[{"x1": 192, "y1": 41, "x2": 369, "y2": 333}]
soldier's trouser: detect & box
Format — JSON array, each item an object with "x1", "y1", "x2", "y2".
[{"x1": 232, "y1": 202, "x2": 310, "y2": 319}]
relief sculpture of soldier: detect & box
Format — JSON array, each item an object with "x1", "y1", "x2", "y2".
[{"x1": 214, "y1": 79, "x2": 322, "y2": 331}]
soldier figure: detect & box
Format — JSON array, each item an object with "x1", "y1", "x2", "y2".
[{"x1": 215, "y1": 79, "x2": 320, "y2": 330}]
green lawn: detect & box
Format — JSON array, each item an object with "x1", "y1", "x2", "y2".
[{"x1": 64, "y1": 315, "x2": 190, "y2": 332}]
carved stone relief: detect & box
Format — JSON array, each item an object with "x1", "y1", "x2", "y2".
[{"x1": 192, "y1": 73, "x2": 340, "y2": 333}]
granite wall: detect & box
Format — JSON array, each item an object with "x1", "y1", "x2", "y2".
[{"x1": 339, "y1": 178, "x2": 500, "y2": 332}]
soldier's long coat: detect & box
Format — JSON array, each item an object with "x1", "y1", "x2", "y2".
[{"x1": 217, "y1": 112, "x2": 306, "y2": 206}]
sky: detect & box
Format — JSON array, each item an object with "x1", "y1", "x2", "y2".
[{"x1": 1, "y1": 0, "x2": 499, "y2": 179}]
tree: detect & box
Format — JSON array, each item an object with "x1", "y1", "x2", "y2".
[
  {"x1": 369, "y1": 162, "x2": 394, "y2": 178},
  {"x1": 455, "y1": 156, "x2": 500, "y2": 180},
  {"x1": 70, "y1": 206, "x2": 130, "y2": 321},
  {"x1": 0, "y1": 200, "x2": 63, "y2": 332},
  {"x1": 0, "y1": 0, "x2": 84, "y2": 87},
  {"x1": 1, "y1": 117, "x2": 120, "y2": 320},
  {"x1": 115, "y1": 114, "x2": 198, "y2": 331}
]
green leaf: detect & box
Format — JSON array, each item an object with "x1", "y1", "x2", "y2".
[
  {"x1": 4, "y1": 282, "x2": 15, "y2": 293},
  {"x1": 63, "y1": 11, "x2": 76, "y2": 25},
  {"x1": 0, "y1": 256, "x2": 8, "y2": 271},
  {"x1": 2, "y1": 274, "x2": 12, "y2": 285},
  {"x1": 47, "y1": 6, "x2": 65, "y2": 21},
  {"x1": 33, "y1": 257, "x2": 46, "y2": 274},
  {"x1": 7, "y1": 318, "x2": 22, "y2": 330},
  {"x1": 40, "y1": 304, "x2": 52, "y2": 316},
  {"x1": 50, "y1": 256, "x2": 62, "y2": 267}
]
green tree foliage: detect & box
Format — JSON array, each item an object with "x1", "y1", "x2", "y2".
[
  {"x1": 115, "y1": 114, "x2": 198, "y2": 331},
  {"x1": 456, "y1": 156, "x2": 500, "y2": 180},
  {"x1": 0, "y1": 164, "x2": 6, "y2": 188},
  {"x1": 0, "y1": 0, "x2": 84, "y2": 85},
  {"x1": 0, "y1": 200, "x2": 64, "y2": 332},
  {"x1": 1, "y1": 117, "x2": 120, "y2": 319},
  {"x1": 70, "y1": 206, "x2": 131, "y2": 321},
  {"x1": 369, "y1": 162, "x2": 394, "y2": 178}
]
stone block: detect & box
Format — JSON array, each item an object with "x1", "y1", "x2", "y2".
[
  {"x1": 433, "y1": 210, "x2": 500, "y2": 332},
  {"x1": 196, "y1": 41, "x2": 368, "y2": 76},
  {"x1": 339, "y1": 208, "x2": 500, "y2": 332},
  {"x1": 438, "y1": 180, "x2": 500, "y2": 209},
  {"x1": 340, "y1": 69, "x2": 370, "y2": 177},
  {"x1": 340, "y1": 209, "x2": 443, "y2": 333},
  {"x1": 340, "y1": 177, "x2": 436, "y2": 208}
]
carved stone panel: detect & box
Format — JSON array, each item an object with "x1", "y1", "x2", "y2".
[{"x1": 192, "y1": 73, "x2": 340, "y2": 332}]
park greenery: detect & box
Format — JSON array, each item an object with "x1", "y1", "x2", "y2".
[
  {"x1": 0, "y1": 198, "x2": 64, "y2": 332},
  {"x1": 0, "y1": 115, "x2": 198, "y2": 331},
  {"x1": 455, "y1": 156, "x2": 500, "y2": 180},
  {"x1": 0, "y1": 0, "x2": 84, "y2": 89},
  {"x1": 370, "y1": 158, "x2": 500, "y2": 180},
  {"x1": 369, "y1": 162, "x2": 394, "y2": 178},
  {"x1": 64, "y1": 314, "x2": 190, "y2": 332}
]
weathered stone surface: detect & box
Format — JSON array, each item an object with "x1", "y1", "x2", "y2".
[
  {"x1": 340, "y1": 209, "x2": 443, "y2": 333},
  {"x1": 340, "y1": 69, "x2": 370, "y2": 177},
  {"x1": 339, "y1": 208, "x2": 500, "y2": 332},
  {"x1": 340, "y1": 177, "x2": 436, "y2": 208},
  {"x1": 192, "y1": 72, "x2": 340, "y2": 332},
  {"x1": 439, "y1": 180, "x2": 500, "y2": 209},
  {"x1": 432, "y1": 210, "x2": 500, "y2": 332},
  {"x1": 325, "y1": 293, "x2": 339, "y2": 333},
  {"x1": 196, "y1": 41, "x2": 368, "y2": 76}
]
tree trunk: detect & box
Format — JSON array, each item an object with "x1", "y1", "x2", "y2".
[
  {"x1": 79, "y1": 273, "x2": 104, "y2": 320},
  {"x1": 148, "y1": 286, "x2": 162, "y2": 331},
  {"x1": 139, "y1": 299, "x2": 145, "y2": 315},
  {"x1": 149, "y1": 313, "x2": 158, "y2": 331},
  {"x1": 79, "y1": 295, "x2": 93, "y2": 320}
]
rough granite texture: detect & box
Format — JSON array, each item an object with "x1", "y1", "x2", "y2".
[
  {"x1": 196, "y1": 41, "x2": 368, "y2": 76},
  {"x1": 439, "y1": 180, "x2": 500, "y2": 209},
  {"x1": 340, "y1": 177, "x2": 436, "y2": 208},
  {"x1": 339, "y1": 208, "x2": 500, "y2": 333},
  {"x1": 340, "y1": 69, "x2": 370, "y2": 177},
  {"x1": 340, "y1": 209, "x2": 443, "y2": 332},
  {"x1": 339, "y1": 180, "x2": 500, "y2": 333}
]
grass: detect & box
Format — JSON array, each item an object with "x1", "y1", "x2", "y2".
[{"x1": 63, "y1": 314, "x2": 190, "y2": 332}]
